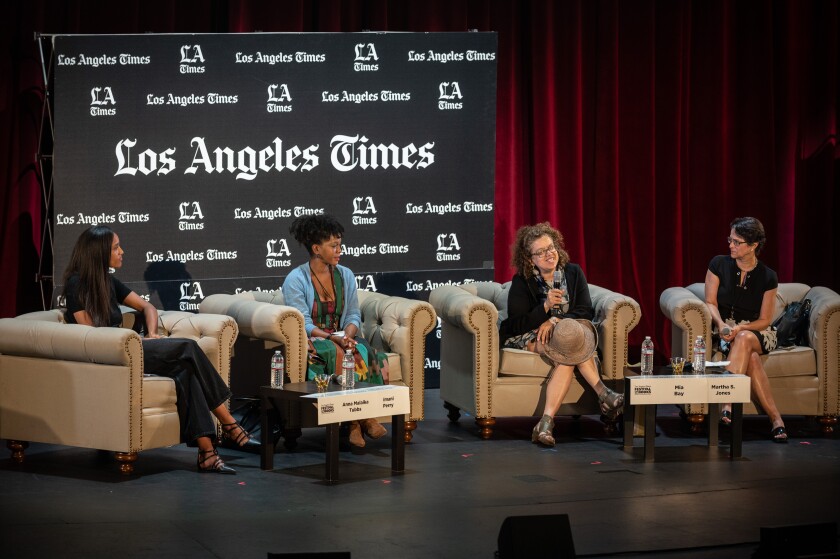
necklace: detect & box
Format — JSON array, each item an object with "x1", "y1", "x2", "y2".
[{"x1": 309, "y1": 263, "x2": 335, "y2": 301}]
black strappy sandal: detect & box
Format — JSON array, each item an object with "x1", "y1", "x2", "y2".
[
  {"x1": 770, "y1": 426, "x2": 788, "y2": 444},
  {"x1": 221, "y1": 421, "x2": 252, "y2": 447},
  {"x1": 197, "y1": 448, "x2": 236, "y2": 474},
  {"x1": 720, "y1": 410, "x2": 732, "y2": 426}
]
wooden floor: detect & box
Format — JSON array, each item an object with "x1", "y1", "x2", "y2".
[{"x1": 1, "y1": 389, "x2": 839, "y2": 558}]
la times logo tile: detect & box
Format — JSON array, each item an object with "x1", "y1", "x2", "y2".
[
  {"x1": 265, "y1": 238, "x2": 292, "y2": 268},
  {"x1": 436, "y1": 233, "x2": 461, "y2": 262},
  {"x1": 179, "y1": 44, "x2": 206, "y2": 74},
  {"x1": 438, "y1": 82, "x2": 463, "y2": 110},
  {"x1": 90, "y1": 86, "x2": 116, "y2": 116},
  {"x1": 353, "y1": 43, "x2": 379, "y2": 72},
  {"x1": 179, "y1": 201, "x2": 204, "y2": 231},
  {"x1": 352, "y1": 196, "x2": 377, "y2": 225},
  {"x1": 267, "y1": 84, "x2": 293, "y2": 113}
]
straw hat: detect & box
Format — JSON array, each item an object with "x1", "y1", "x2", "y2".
[{"x1": 536, "y1": 318, "x2": 598, "y2": 366}]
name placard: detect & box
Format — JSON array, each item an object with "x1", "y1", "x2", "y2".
[
  {"x1": 303, "y1": 385, "x2": 410, "y2": 425},
  {"x1": 629, "y1": 374, "x2": 750, "y2": 405}
]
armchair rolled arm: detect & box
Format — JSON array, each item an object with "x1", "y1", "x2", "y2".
[
  {"x1": 358, "y1": 291, "x2": 436, "y2": 421},
  {"x1": 589, "y1": 285, "x2": 642, "y2": 380},
  {"x1": 0, "y1": 318, "x2": 143, "y2": 366},
  {"x1": 199, "y1": 294, "x2": 307, "y2": 383},
  {"x1": 660, "y1": 286, "x2": 712, "y2": 358},
  {"x1": 806, "y1": 286, "x2": 840, "y2": 415}
]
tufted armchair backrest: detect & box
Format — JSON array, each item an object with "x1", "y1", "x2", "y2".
[{"x1": 686, "y1": 282, "x2": 812, "y2": 323}]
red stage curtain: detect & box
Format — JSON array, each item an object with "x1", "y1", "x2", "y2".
[{"x1": 2, "y1": 0, "x2": 838, "y2": 359}]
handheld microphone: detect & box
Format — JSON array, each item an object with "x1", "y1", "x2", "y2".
[
  {"x1": 721, "y1": 326, "x2": 732, "y2": 337},
  {"x1": 551, "y1": 270, "x2": 566, "y2": 317}
]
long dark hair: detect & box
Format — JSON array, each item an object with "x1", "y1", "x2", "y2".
[
  {"x1": 62, "y1": 225, "x2": 115, "y2": 327},
  {"x1": 289, "y1": 214, "x2": 344, "y2": 256}
]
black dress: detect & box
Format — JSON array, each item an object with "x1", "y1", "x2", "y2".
[
  {"x1": 64, "y1": 274, "x2": 231, "y2": 443},
  {"x1": 708, "y1": 255, "x2": 779, "y2": 354}
]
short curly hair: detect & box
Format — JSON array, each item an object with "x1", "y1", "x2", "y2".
[
  {"x1": 289, "y1": 214, "x2": 344, "y2": 255},
  {"x1": 510, "y1": 222, "x2": 570, "y2": 277}
]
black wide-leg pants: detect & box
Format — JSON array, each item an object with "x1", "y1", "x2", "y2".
[{"x1": 142, "y1": 338, "x2": 232, "y2": 445}]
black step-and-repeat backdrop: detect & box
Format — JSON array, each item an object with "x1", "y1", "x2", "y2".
[{"x1": 53, "y1": 32, "x2": 498, "y2": 386}]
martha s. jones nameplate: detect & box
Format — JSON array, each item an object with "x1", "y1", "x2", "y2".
[{"x1": 629, "y1": 374, "x2": 751, "y2": 405}]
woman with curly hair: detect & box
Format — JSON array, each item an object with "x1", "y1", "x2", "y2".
[
  {"x1": 499, "y1": 222, "x2": 623, "y2": 447},
  {"x1": 282, "y1": 214, "x2": 389, "y2": 448}
]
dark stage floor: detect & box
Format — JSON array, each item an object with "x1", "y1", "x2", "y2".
[{"x1": 2, "y1": 389, "x2": 839, "y2": 558}]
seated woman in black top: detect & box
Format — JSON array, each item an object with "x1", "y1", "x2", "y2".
[
  {"x1": 499, "y1": 223, "x2": 623, "y2": 447},
  {"x1": 62, "y1": 225, "x2": 253, "y2": 473},
  {"x1": 705, "y1": 217, "x2": 787, "y2": 442}
]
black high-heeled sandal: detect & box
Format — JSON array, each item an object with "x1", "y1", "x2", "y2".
[
  {"x1": 221, "y1": 421, "x2": 252, "y2": 447},
  {"x1": 197, "y1": 448, "x2": 236, "y2": 474},
  {"x1": 598, "y1": 388, "x2": 624, "y2": 418},
  {"x1": 720, "y1": 410, "x2": 732, "y2": 426}
]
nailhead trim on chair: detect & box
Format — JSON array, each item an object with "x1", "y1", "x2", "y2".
[
  {"x1": 279, "y1": 311, "x2": 306, "y2": 382},
  {"x1": 607, "y1": 301, "x2": 640, "y2": 381},
  {"x1": 821, "y1": 305, "x2": 840, "y2": 415},
  {"x1": 468, "y1": 302, "x2": 496, "y2": 419},
  {"x1": 405, "y1": 304, "x2": 435, "y2": 421},
  {"x1": 127, "y1": 333, "x2": 142, "y2": 453}
]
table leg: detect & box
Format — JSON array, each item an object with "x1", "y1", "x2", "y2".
[
  {"x1": 708, "y1": 403, "x2": 719, "y2": 448},
  {"x1": 644, "y1": 404, "x2": 656, "y2": 462},
  {"x1": 325, "y1": 423, "x2": 339, "y2": 482},
  {"x1": 392, "y1": 415, "x2": 405, "y2": 472},
  {"x1": 260, "y1": 393, "x2": 273, "y2": 471},
  {"x1": 623, "y1": 402, "x2": 635, "y2": 449},
  {"x1": 731, "y1": 403, "x2": 743, "y2": 459}
]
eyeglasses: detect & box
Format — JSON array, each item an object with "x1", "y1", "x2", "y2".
[
  {"x1": 726, "y1": 237, "x2": 750, "y2": 247},
  {"x1": 530, "y1": 246, "x2": 558, "y2": 259}
]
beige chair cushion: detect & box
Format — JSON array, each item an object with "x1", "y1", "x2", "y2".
[
  {"x1": 762, "y1": 346, "x2": 817, "y2": 378},
  {"x1": 499, "y1": 348, "x2": 552, "y2": 378}
]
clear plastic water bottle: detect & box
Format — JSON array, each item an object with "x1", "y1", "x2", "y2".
[
  {"x1": 692, "y1": 336, "x2": 706, "y2": 374},
  {"x1": 641, "y1": 336, "x2": 654, "y2": 375},
  {"x1": 342, "y1": 351, "x2": 355, "y2": 389},
  {"x1": 270, "y1": 350, "x2": 284, "y2": 388}
]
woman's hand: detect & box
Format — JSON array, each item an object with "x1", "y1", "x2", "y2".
[
  {"x1": 544, "y1": 288, "x2": 566, "y2": 310},
  {"x1": 719, "y1": 323, "x2": 738, "y2": 343},
  {"x1": 330, "y1": 333, "x2": 356, "y2": 351},
  {"x1": 145, "y1": 332, "x2": 164, "y2": 339},
  {"x1": 537, "y1": 319, "x2": 556, "y2": 344}
]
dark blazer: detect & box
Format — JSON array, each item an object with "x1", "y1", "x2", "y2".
[{"x1": 499, "y1": 262, "x2": 594, "y2": 341}]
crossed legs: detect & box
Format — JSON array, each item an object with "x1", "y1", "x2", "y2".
[{"x1": 722, "y1": 331, "x2": 786, "y2": 440}]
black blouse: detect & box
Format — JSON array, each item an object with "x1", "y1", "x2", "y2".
[
  {"x1": 708, "y1": 255, "x2": 778, "y2": 323},
  {"x1": 499, "y1": 262, "x2": 594, "y2": 341},
  {"x1": 64, "y1": 274, "x2": 132, "y2": 327}
]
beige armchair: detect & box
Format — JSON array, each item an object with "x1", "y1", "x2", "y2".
[
  {"x1": 200, "y1": 290, "x2": 436, "y2": 441},
  {"x1": 429, "y1": 281, "x2": 641, "y2": 438},
  {"x1": 660, "y1": 283, "x2": 840, "y2": 433},
  {"x1": 0, "y1": 309, "x2": 238, "y2": 474}
]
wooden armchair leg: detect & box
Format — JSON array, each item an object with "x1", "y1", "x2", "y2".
[
  {"x1": 114, "y1": 451, "x2": 138, "y2": 475},
  {"x1": 404, "y1": 420, "x2": 417, "y2": 442},
  {"x1": 7, "y1": 440, "x2": 28, "y2": 463},
  {"x1": 818, "y1": 415, "x2": 837, "y2": 435},
  {"x1": 475, "y1": 417, "x2": 496, "y2": 439},
  {"x1": 687, "y1": 413, "x2": 706, "y2": 434}
]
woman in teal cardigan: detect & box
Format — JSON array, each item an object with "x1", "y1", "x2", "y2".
[{"x1": 282, "y1": 214, "x2": 388, "y2": 448}]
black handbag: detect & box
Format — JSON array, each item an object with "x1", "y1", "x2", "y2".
[
  {"x1": 771, "y1": 297, "x2": 812, "y2": 348},
  {"x1": 219, "y1": 397, "x2": 283, "y2": 452}
]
